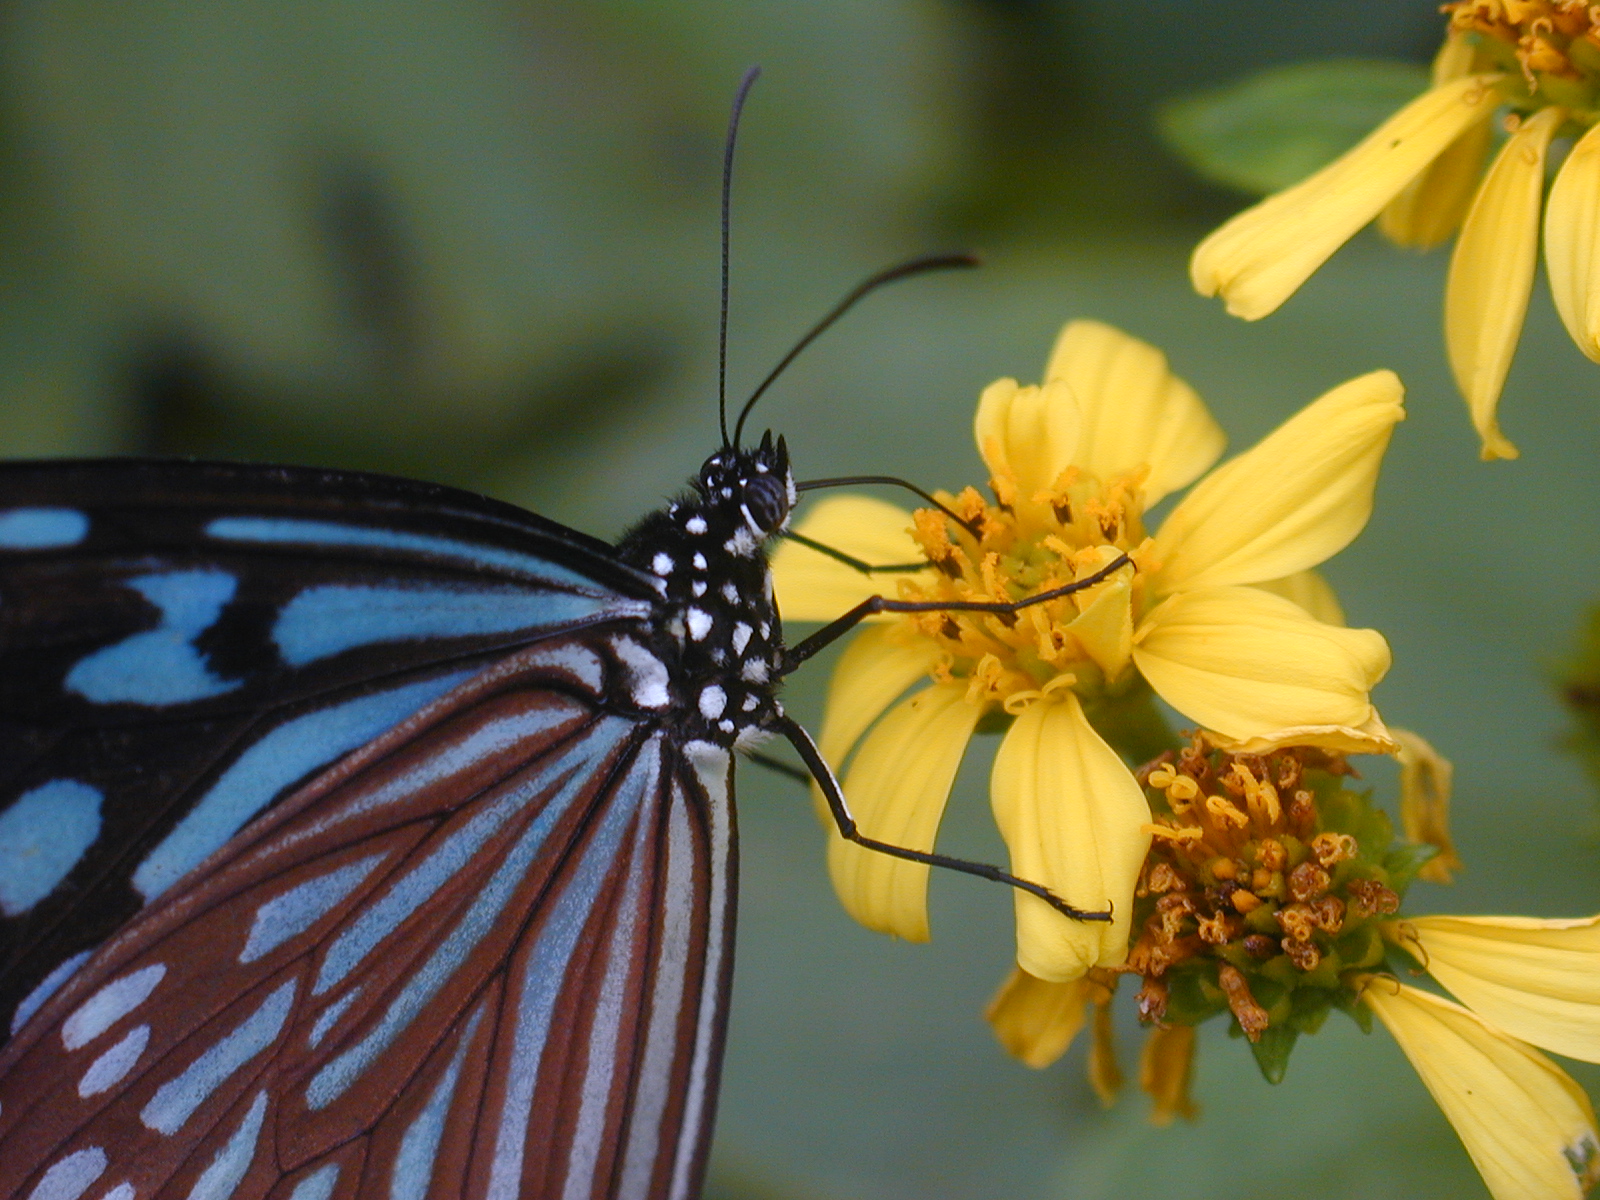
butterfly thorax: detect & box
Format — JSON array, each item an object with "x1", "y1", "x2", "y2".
[{"x1": 615, "y1": 433, "x2": 795, "y2": 751}]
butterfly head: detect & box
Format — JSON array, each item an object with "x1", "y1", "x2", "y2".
[{"x1": 697, "y1": 430, "x2": 795, "y2": 544}]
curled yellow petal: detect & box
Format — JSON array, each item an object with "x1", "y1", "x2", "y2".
[
  {"x1": 1253, "y1": 568, "x2": 1346, "y2": 626},
  {"x1": 1139, "y1": 1023, "x2": 1199, "y2": 1126},
  {"x1": 1192, "y1": 74, "x2": 1504, "y2": 319},
  {"x1": 1041, "y1": 320, "x2": 1225, "y2": 505},
  {"x1": 827, "y1": 682, "x2": 980, "y2": 942},
  {"x1": 1132, "y1": 586, "x2": 1390, "y2": 741},
  {"x1": 973, "y1": 376, "x2": 1080, "y2": 501},
  {"x1": 1206, "y1": 713, "x2": 1399, "y2": 757},
  {"x1": 1545, "y1": 120, "x2": 1600, "y2": 363},
  {"x1": 1379, "y1": 33, "x2": 1494, "y2": 249},
  {"x1": 1393, "y1": 726, "x2": 1463, "y2": 884},
  {"x1": 1152, "y1": 371, "x2": 1404, "y2": 594},
  {"x1": 1446, "y1": 106, "x2": 1564, "y2": 461},
  {"x1": 770, "y1": 495, "x2": 927, "y2": 622},
  {"x1": 1396, "y1": 914, "x2": 1600, "y2": 1064},
  {"x1": 989, "y1": 692, "x2": 1151, "y2": 980},
  {"x1": 985, "y1": 968, "x2": 1088, "y2": 1069},
  {"x1": 1364, "y1": 981, "x2": 1600, "y2": 1200}
]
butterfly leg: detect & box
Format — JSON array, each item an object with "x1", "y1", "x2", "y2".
[
  {"x1": 780, "y1": 529, "x2": 929, "y2": 575},
  {"x1": 781, "y1": 551, "x2": 1134, "y2": 672},
  {"x1": 772, "y1": 715, "x2": 1112, "y2": 923},
  {"x1": 792, "y1": 475, "x2": 980, "y2": 538}
]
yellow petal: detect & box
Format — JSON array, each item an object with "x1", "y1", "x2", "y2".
[
  {"x1": 973, "y1": 376, "x2": 1080, "y2": 500},
  {"x1": 813, "y1": 623, "x2": 943, "y2": 769},
  {"x1": 1061, "y1": 555, "x2": 1135, "y2": 680},
  {"x1": 1191, "y1": 74, "x2": 1504, "y2": 319},
  {"x1": 1041, "y1": 320, "x2": 1226, "y2": 504},
  {"x1": 1206, "y1": 713, "x2": 1399, "y2": 757},
  {"x1": 1139, "y1": 1023, "x2": 1199, "y2": 1126},
  {"x1": 1152, "y1": 371, "x2": 1404, "y2": 594},
  {"x1": 1378, "y1": 34, "x2": 1494, "y2": 249},
  {"x1": 1393, "y1": 726, "x2": 1463, "y2": 884},
  {"x1": 1253, "y1": 568, "x2": 1346, "y2": 626},
  {"x1": 1398, "y1": 914, "x2": 1600, "y2": 1064},
  {"x1": 1088, "y1": 988, "x2": 1122, "y2": 1108},
  {"x1": 989, "y1": 692, "x2": 1151, "y2": 980},
  {"x1": 827, "y1": 682, "x2": 980, "y2": 942},
  {"x1": 1364, "y1": 981, "x2": 1600, "y2": 1200},
  {"x1": 1545, "y1": 120, "x2": 1600, "y2": 363},
  {"x1": 1447, "y1": 106, "x2": 1564, "y2": 461},
  {"x1": 1132, "y1": 586, "x2": 1390, "y2": 740},
  {"x1": 770, "y1": 495, "x2": 928, "y2": 622},
  {"x1": 985, "y1": 968, "x2": 1088, "y2": 1069}
]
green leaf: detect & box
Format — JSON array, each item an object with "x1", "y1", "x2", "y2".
[
  {"x1": 1157, "y1": 59, "x2": 1431, "y2": 195},
  {"x1": 1247, "y1": 1023, "x2": 1301, "y2": 1084}
]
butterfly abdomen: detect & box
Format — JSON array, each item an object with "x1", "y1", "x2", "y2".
[{"x1": 616, "y1": 437, "x2": 794, "y2": 756}]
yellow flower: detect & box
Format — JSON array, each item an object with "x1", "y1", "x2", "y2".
[
  {"x1": 1363, "y1": 980, "x2": 1600, "y2": 1200},
  {"x1": 1192, "y1": 7, "x2": 1600, "y2": 461},
  {"x1": 771, "y1": 320, "x2": 1401, "y2": 981}
]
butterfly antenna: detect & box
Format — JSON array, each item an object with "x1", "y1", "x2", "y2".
[
  {"x1": 732, "y1": 252, "x2": 979, "y2": 447},
  {"x1": 719, "y1": 66, "x2": 762, "y2": 449}
]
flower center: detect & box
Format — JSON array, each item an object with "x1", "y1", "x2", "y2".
[
  {"x1": 1447, "y1": 1, "x2": 1600, "y2": 116},
  {"x1": 1127, "y1": 738, "x2": 1406, "y2": 1049},
  {"x1": 900, "y1": 466, "x2": 1151, "y2": 706}
]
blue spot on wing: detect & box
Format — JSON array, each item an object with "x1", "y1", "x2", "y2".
[
  {"x1": 274, "y1": 583, "x2": 621, "y2": 666},
  {"x1": 0, "y1": 780, "x2": 103, "y2": 916},
  {"x1": 133, "y1": 669, "x2": 474, "y2": 902},
  {"x1": 0, "y1": 507, "x2": 88, "y2": 549},
  {"x1": 205, "y1": 516, "x2": 624, "y2": 595},
  {"x1": 66, "y1": 570, "x2": 241, "y2": 706}
]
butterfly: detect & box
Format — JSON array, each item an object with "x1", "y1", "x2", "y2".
[{"x1": 0, "y1": 72, "x2": 1127, "y2": 1200}]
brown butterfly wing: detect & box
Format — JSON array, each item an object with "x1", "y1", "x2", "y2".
[{"x1": 0, "y1": 633, "x2": 735, "y2": 1200}]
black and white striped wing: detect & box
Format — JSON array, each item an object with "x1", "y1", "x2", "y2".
[
  {"x1": 0, "y1": 632, "x2": 736, "y2": 1200},
  {"x1": 0, "y1": 460, "x2": 658, "y2": 1034}
]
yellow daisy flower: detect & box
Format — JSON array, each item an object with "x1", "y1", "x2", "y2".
[
  {"x1": 986, "y1": 738, "x2": 1600, "y2": 1200},
  {"x1": 1191, "y1": 4, "x2": 1600, "y2": 461},
  {"x1": 770, "y1": 320, "x2": 1401, "y2": 981}
]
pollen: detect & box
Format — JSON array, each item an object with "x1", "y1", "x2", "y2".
[
  {"x1": 1445, "y1": 1, "x2": 1600, "y2": 103},
  {"x1": 1121, "y1": 735, "x2": 1403, "y2": 1044},
  {"x1": 896, "y1": 464, "x2": 1151, "y2": 709}
]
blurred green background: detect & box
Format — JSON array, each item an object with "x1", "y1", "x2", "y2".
[{"x1": 4, "y1": 2, "x2": 1598, "y2": 1196}]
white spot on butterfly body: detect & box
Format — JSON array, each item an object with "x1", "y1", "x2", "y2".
[
  {"x1": 742, "y1": 659, "x2": 770, "y2": 684},
  {"x1": 691, "y1": 581, "x2": 707, "y2": 597},
  {"x1": 686, "y1": 609, "x2": 712, "y2": 641},
  {"x1": 0, "y1": 780, "x2": 103, "y2": 917},
  {"x1": 721, "y1": 582, "x2": 740, "y2": 604},
  {"x1": 724, "y1": 527, "x2": 758, "y2": 556},
  {"x1": 66, "y1": 570, "x2": 241, "y2": 706},
  {"x1": 698, "y1": 686, "x2": 727, "y2": 720},
  {"x1": 612, "y1": 637, "x2": 671, "y2": 710},
  {"x1": 731, "y1": 623, "x2": 753, "y2": 655},
  {"x1": 78, "y1": 1024, "x2": 149, "y2": 1097},
  {"x1": 692, "y1": 552, "x2": 708, "y2": 571},
  {"x1": 685, "y1": 517, "x2": 707, "y2": 535},
  {"x1": 742, "y1": 694, "x2": 759, "y2": 711},
  {"x1": 0, "y1": 507, "x2": 88, "y2": 549},
  {"x1": 62, "y1": 964, "x2": 167, "y2": 1051},
  {"x1": 651, "y1": 552, "x2": 673, "y2": 576},
  {"x1": 23, "y1": 1146, "x2": 106, "y2": 1200},
  {"x1": 718, "y1": 719, "x2": 736, "y2": 734}
]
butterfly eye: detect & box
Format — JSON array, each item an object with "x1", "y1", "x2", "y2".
[{"x1": 742, "y1": 474, "x2": 788, "y2": 532}]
